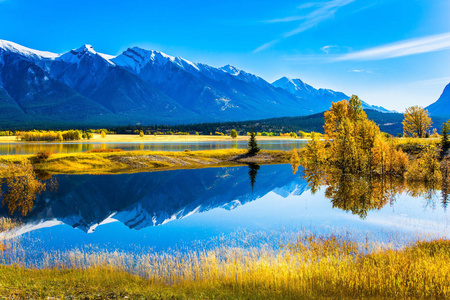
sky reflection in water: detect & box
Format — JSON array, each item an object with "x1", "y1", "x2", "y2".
[{"x1": 1, "y1": 164, "x2": 450, "y2": 260}]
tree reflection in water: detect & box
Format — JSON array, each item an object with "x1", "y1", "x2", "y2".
[
  {"x1": 301, "y1": 164, "x2": 450, "y2": 219},
  {"x1": 0, "y1": 161, "x2": 54, "y2": 216},
  {"x1": 248, "y1": 163, "x2": 260, "y2": 191}
]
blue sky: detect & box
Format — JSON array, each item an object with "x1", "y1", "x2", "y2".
[{"x1": 1, "y1": 0, "x2": 449, "y2": 111}]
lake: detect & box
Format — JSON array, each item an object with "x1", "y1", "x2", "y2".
[
  {"x1": 1, "y1": 164, "x2": 449, "y2": 266},
  {"x1": 0, "y1": 139, "x2": 308, "y2": 155}
]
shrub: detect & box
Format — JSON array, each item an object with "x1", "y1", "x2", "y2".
[{"x1": 34, "y1": 151, "x2": 52, "y2": 162}]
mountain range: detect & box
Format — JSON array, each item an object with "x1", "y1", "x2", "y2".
[
  {"x1": 426, "y1": 83, "x2": 450, "y2": 116},
  {"x1": 0, "y1": 40, "x2": 392, "y2": 128}
]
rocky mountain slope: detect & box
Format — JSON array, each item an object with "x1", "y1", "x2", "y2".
[
  {"x1": 426, "y1": 83, "x2": 450, "y2": 116},
  {"x1": 0, "y1": 39, "x2": 391, "y2": 128}
]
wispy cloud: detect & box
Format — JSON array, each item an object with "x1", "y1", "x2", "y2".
[
  {"x1": 413, "y1": 77, "x2": 450, "y2": 86},
  {"x1": 321, "y1": 45, "x2": 342, "y2": 54},
  {"x1": 349, "y1": 69, "x2": 373, "y2": 74},
  {"x1": 254, "y1": 39, "x2": 283, "y2": 53},
  {"x1": 255, "y1": 0, "x2": 355, "y2": 53},
  {"x1": 335, "y1": 32, "x2": 450, "y2": 61}
]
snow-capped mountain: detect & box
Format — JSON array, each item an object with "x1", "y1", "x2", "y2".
[
  {"x1": 113, "y1": 47, "x2": 310, "y2": 120},
  {"x1": 272, "y1": 77, "x2": 393, "y2": 113},
  {"x1": 0, "y1": 39, "x2": 391, "y2": 127},
  {"x1": 426, "y1": 83, "x2": 450, "y2": 116},
  {"x1": 0, "y1": 39, "x2": 58, "y2": 61}
]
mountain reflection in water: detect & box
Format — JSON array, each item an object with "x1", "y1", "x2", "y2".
[
  {"x1": 0, "y1": 164, "x2": 449, "y2": 254},
  {"x1": 0, "y1": 165, "x2": 307, "y2": 233}
]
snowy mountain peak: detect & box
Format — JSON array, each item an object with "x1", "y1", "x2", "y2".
[
  {"x1": 112, "y1": 47, "x2": 199, "y2": 73},
  {"x1": 0, "y1": 39, "x2": 59, "y2": 59},
  {"x1": 273, "y1": 76, "x2": 313, "y2": 95},
  {"x1": 75, "y1": 44, "x2": 96, "y2": 54},
  {"x1": 220, "y1": 64, "x2": 240, "y2": 76},
  {"x1": 59, "y1": 44, "x2": 115, "y2": 65}
]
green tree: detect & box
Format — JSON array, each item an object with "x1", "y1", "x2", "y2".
[
  {"x1": 230, "y1": 129, "x2": 238, "y2": 139},
  {"x1": 247, "y1": 131, "x2": 260, "y2": 155},
  {"x1": 442, "y1": 121, "x2": 450, "y2": 149}
]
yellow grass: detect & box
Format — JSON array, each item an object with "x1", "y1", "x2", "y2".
[
  {"x1": 393, "y1": 137, "x2": 441, "y2": 146},
  {"x1": 0, "y1": 235, "x2": 449, "y2": 299},
  {"x1": 0, "y1": 149, "x2": 292, "y2": 175}
]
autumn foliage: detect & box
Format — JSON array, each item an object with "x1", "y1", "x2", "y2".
[
  {"x1": 1, "y1": 161, "x2": 46, "y2": 216},
  {"x1": 402, "y1": 106, "x2": 432, "y2": 138},
  {"x1": 303, "y1": 96, "x2": 408, "y2": 175}
]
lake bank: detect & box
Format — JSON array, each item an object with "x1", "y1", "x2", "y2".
[{"x1": 0, "y1": 149, "x2": 292, "y2": 175}]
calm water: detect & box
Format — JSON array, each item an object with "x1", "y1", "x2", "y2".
[
  {"x1": 1, "y1": 164, "x2": 449, "y2": 263},
  {"x1": 0, "y1": 140, "x2": 308, "y2": 155}
]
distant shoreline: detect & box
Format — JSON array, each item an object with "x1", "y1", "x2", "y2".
[{"x1": 0, "y1": 134, "x2": 304, "y2": 144}]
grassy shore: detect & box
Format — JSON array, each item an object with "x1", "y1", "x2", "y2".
[
  {"x1": 0, "y1": 149, "x2": 292, "y2": 175},
  {"x1": 0, "y1": 237, "x2": 449, "y2": 299}
]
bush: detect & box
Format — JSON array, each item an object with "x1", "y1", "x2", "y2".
[
  {"x1": 62, "y1": 130, "x2": 82, "y2": 141},
  {"x1": 34, "y1": 151, "x2": 53, "y2": 162}
]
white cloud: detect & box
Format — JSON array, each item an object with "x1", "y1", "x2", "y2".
[
  {"x1": 413, "y1": 77, "x2": 450, "y2": 86},
  {"x1": 348, "y1": 69, "x2": 373, "y2": 73},
  {"x1": 254, "y1": 39, "x2": 282, "y2": 53},
  {"x1": 254, "y1": 0, "x2": 355, "y2": 53},
  {"x1": 321, "y1": 45, "x2": 338, "y2": 54},
  {"x1": 335, "y1": 32, "x2": 450, "y2": 61}
]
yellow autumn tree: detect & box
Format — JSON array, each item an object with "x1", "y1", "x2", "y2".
[
  {"x1": 303, "y1": 95, "x2": 409, "y2": 176},
  {"x1": 406, "y1": 145, "x2": 441, "y2": 182},
  {"x1": 402, "y1": 106, "x2": 432, "y2": 138},
  {"x1": 302, "y1": 132, "x2": 327, "y2": 165}
]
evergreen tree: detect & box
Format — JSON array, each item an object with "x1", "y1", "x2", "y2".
[
  {"x1": 247, "y1": 130, "x2": 260, "y2": 155},
  {"x1": 442, "y1": 121, "x2": 450, "y2": 149}
]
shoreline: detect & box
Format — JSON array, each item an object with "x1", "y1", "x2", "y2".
[
  {"x1": 0, "y1": 149, "x2": 293, "y2": 175},
  {"x1": 0, "y1": 134, "x2": 304, "y2": 144}
]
